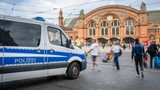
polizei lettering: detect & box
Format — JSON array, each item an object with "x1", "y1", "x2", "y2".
[{"x1": 15, "y1": 58, "x2": 36, "y2": 64}]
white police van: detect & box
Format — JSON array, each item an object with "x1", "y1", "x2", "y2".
[{"x1": 0, "y1": 14, "x2": 87, "y2": 83}]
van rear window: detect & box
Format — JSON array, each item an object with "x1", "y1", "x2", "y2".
[{"x1": 0, "y1": 19, "x2": 41, "y2": 47}]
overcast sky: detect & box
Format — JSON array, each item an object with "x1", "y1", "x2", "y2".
[{"x1": 0, "y1": 0, "x2": 160, "y2": 24}]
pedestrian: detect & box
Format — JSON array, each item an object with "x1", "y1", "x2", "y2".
[
  {"x1": 102, "y1": 42, "x2": 105, "y2": 49},
  {"x1": 70, "y1": 36, "x2": 74, "y2": 43},
  {"x1": 86, "y1": 39, "x2": 101, "y2": 72},
  {"x1": 74, "y1": 36, "x2": 78, "y2": 46},
  {"x1": 158, "y1": 43, "x2": 160, "y2": 49},
  {"x1": 111, "y1": 41, "x2": 121, "y2": 70},
  {"x1": 122, "y1": 43, "x2": 126, "y2": 51},
  {"x1": 146, "y1": 40, "x2": 158, "y2": 68},
  {"x1": 131, "y1": 38, "x2": 145, "y2": 78}
]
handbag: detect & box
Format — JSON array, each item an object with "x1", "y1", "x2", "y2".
[
  {"x1": 102, "y1": 54, "x2": 109, "y2": 62},
  {"x1": 143, "y1": 54, "x2": 148, "y2": 61},
  {"x1": 107, "y1": 54, "x2": 113, "y2": 60}
]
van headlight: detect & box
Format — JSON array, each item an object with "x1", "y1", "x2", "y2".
[{"x1": 82, "y1": 54, "x2": 87, "y2": 61}]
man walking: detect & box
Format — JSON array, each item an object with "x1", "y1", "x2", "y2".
[
  {"x1": 131, "y1": 38, "x2": 145, "y2": 78},
  {"x1": 86, "y1": 39, "x2": 100, "y2": 72},
  {"x1": 146, "y1": 41, "x2": 158, "y2": 68},
  {"x1": 111, "y1": 41, "x2": 121, "y2": 70}
]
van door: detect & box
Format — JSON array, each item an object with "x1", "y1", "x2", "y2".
[
  {"x1": 2, "y1": 18, "x2": 44, "y2": 82},
  {"x1": 0, "y1": 16, "x2": 5, "y2": 83},
  {"x1": 46, "y1": 26, "x2": 71, "y2": 76}
]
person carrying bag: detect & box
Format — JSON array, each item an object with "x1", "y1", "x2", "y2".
[{"x1": 111, "y1": 41, "x2": 121, "y2": 70}]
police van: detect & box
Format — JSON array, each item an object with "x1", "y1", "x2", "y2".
[{"x1": 0, "y1": 14, "x2": 87, "y2": 83}]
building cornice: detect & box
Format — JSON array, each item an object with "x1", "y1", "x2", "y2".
[{"x1": 85, "y1": 5, "x2": 139, "y2": 17}]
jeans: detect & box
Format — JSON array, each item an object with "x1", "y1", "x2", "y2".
[
  {"x1": 113, "y1": 53, "x2": 120, "y2": 70},
  {"x1": 134, "y1": 55, "x2": 143, "y2": 75},
  {"x1": 149, "y1": 55, "x2": 154, "y2": 68}
]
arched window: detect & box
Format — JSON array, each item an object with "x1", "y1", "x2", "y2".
[
  {"x1": 130, "y1": 27, "x2": 134, "y2": 34},
  {"x1": 105, "y1": 28, "x2": 108, "y2": 35},
  {"x1": 112, "y1": 28, "x2": 115, "y2": 35},
  {"x1": 89, "y1": 29, "x2": 92, "y2": 35},
  {"x1": 101, "y1": 28, "x2": 104, "y2": 35},
  {"x1": 126, "y1": 19, "x2": 134, "y2": 35},
  {"x1": 112, "y1": 19, "x2": 119, "y2": 35},
  {"x1": 93, "y1": 29, "x2": 95, "y2": 35},
  {"x1": 126, "y1": 27, "x2": 129, "y2": 35},
  {"x1": 88, "y1": 21, "x2": 96, "y2": 36},
  {"x1": 100, "y1": 21, "x2": 108, "y2": 35},
  {"x1": 116, "y1": 28, "x2": 119, "y2": 35},
  {"x1": 102, "y1": 21, "x2": 107, "y2": 27}
]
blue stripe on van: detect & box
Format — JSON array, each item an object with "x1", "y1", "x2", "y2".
[
  {"x1": 0, "y1": 58, "x2": 2, "y2": 66},
  {"x1": 71, "y1": 53, "x2": 86, "y2": 60},
  {"x1": 4, "y1": 57, "x2": 44, "y2": 65},
  {"x1": 1, "y1": 48, "x2": 85, "y2": 66},
  {"x1": 4, "y1": 48, "x2": 45, "y2": 54},
  {"x1": 0, "y1": 48, "x2": 3, "y2": 52},
  {"x1": 0, "y1": 48, "x2": 3, "y2": 66}
]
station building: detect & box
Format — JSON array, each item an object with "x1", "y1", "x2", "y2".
[{"x1": 58, "y1": 2, "x2": 160, "y2": 45}]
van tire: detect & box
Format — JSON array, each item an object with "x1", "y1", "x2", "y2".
[{"x1": 67, "y1": 62, "x2": 80, "y2": 79}]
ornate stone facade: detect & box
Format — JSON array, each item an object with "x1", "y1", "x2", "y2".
[{"x1": 60, "y1": 2, "x2": 160, "y2": 45}]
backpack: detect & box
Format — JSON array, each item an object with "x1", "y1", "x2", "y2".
[
  {"x1": 134, "y1": 44, "x2": 143, "y2": 56},
  {"x1": 147, "y1": 45, "x2": 157, "y2": 57},
  {"x1": 119, "y1": 49, "x2": 122, "y2": 56},
  {"x1": 156, "y1": 52, "x2": 160, "y2": 57}
]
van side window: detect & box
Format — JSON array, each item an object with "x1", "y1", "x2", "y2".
[
  {"x1": 47, "y1": 27, "x2": 68, "y2": 47},
  {"x1": 0, "y1": 19, "x2": 41, "y2": 47},
  {"x1": 61, "y1": 33, "x2": 68, "y2": 47},
  {"x1": 48, "y1": 27, "x2": 61, "y2": 46}
]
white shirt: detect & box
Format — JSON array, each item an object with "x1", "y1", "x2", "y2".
[
  {"x1": 111, "y1": 45, "x2": 120, "y2": 53},
  {"x1": 91, "y1": 43, "x2": 99, "y2": 56}
]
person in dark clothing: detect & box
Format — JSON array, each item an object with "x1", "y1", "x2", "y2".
[
  {"x1": 102, "y1": 42, "x2": 105, "y2": 49},
  {"x1": 158, "y1": 44, "x2": 160, "y2": 49},
  {"x1": 122, "y1": 44, "x2": 126, "y2": 51},
  {"x1": 146, "y1": 41, "x2": 158, "y2": 68},
  {"x1": 131, "y1": 38, "x2": 145, "y2": 78}
]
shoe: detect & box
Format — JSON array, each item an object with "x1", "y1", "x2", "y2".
[
  {"x1": 114, "y1": 67, "x2": 117, "y2": 70},
  {"x1": 136, "y1": 74, "x2": 140, "y2": 77},
  {"x1": 91, "y1": 68, "x2": 95, "y2": 70},
  {"x1": 98, "y1": 70, "x2": 101, "y2": 72},
  {"x1": 141, "y1": 71, "x2": 144, "y2": 78}
]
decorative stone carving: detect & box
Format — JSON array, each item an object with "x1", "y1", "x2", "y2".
[
  {"x1": 114, "y1": 12, "x2": 129, "y2": 20},
  {"x1": 140, "y1": 2, "x2": 147, "y2": 13},
  {"x1": 79, "y1": 9, "x2": 85, "y2": 18},
  {"x1": 93, "y1": 15, "x2": 100, "y2": 21}
]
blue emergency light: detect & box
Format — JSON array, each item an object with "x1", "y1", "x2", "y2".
[{"x1": 33, "y1": 16, "x2": 45, "y2": 21}]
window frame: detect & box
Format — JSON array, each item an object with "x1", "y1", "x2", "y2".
[
  {"x1": 88, "y1": 21, "x2": 96, "y2": 36},
  {"x1": 126, "y1": 19, "x2": 134, "y2": 35},
  {"x1": 111, "y1": 19, "x2": 119, "y2": 35}
]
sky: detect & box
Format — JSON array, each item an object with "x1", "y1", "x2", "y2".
[{"x1": 0, "y1": 0, "x2": 160, "y2": 24}]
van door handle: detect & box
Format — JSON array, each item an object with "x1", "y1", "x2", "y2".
[
  {"x1": 36, "y1": 48, "x2": 42, "y2": 52},
  {"x1": 49, "y1": 49, "x2": 55, "y2": 53}
]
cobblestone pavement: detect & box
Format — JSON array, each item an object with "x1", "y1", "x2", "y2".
[{"x1": 81, "y1": 46, "x2": 160, "y2": 90}]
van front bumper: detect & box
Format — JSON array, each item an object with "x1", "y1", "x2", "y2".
[{"x1": 81, "y1": 61, "x2": 87, "y2": 70}]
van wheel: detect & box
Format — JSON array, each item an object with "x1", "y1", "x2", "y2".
[{"x1": 67, "y1": 62, "x2": 80, "y2": 79}]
